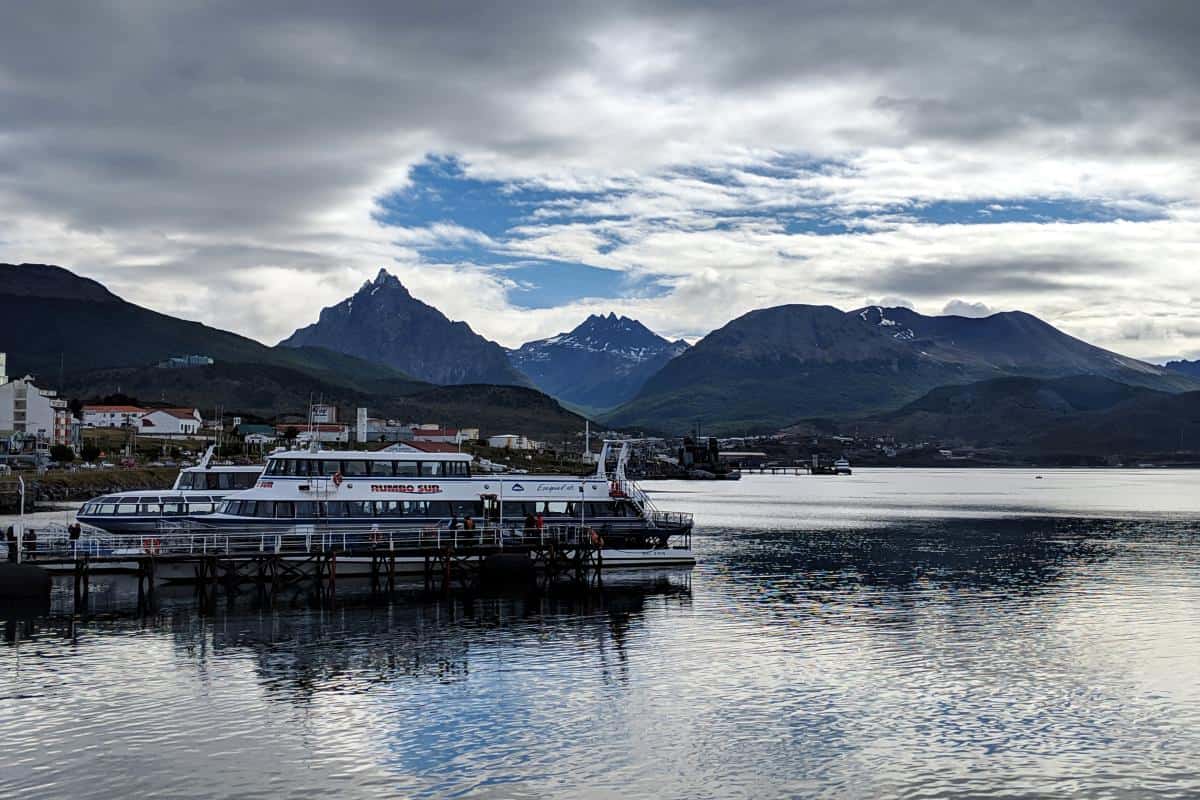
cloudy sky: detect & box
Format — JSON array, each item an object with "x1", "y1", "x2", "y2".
[{"x1": 2, "y1": 2, "x2": 1199, "y2": 359}]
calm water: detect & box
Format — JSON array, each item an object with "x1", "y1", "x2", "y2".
[{"x1": 3, "y1": 469, "x2": 1200, "y2": 799}]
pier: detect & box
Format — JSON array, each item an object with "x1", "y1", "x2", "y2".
[{"x1": 11, "y1": 522, "x2": 690, "y2": 615}]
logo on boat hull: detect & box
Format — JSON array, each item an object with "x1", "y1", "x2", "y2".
[{"x1": 511, "y1": 483, "x2": 525, "y2": 492}]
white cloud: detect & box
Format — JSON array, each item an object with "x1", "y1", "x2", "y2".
[
  {"x1": 942, "y1": 300, "x2": 993, "y2": 318},
  {"x1": 1, "y1": 2, "x2": 1199, "y2": 361}
]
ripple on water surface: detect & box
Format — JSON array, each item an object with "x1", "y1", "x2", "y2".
[{"x1": 3, "y1": 470, "x2": 1200, "y2": 799}]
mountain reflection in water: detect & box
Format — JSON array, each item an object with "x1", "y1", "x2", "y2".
[{"x1": 4, "y1": 490, "x2": 1200, "y2": 799}]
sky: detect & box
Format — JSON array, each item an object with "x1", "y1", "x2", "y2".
[{"x1": 1, "y1": 1, "x2": 1199, "y2": 360}]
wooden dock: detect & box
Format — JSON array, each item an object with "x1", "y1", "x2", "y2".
[{"x1": 11, "y1": 522, "x2": 675, "y2": 616}]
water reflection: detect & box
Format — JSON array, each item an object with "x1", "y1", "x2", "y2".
[{"x1": 3, "y1": 507, "x2": 1200, "y2": 799}]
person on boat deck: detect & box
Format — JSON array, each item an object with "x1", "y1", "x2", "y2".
[
  {"x1": 463, "y1": 516, "x2": 476, "y2": 530},
  {"x1": 22, "y1": 528, "x2": 36, "y2": 554},
  {"x1": 68, "y1": 523, "x2": 81, "y2": 542},
  {"x1": 450, "y1": 513, "x2": 460, "y2": 530},
  {"x1": 5, "y1": 526, "x2": 16, "y2": 563},
  {"x1": 535, "y1": 511, "x2": 545, "y2": 532},
  {"x1": 523, "y1": 513, "x2": 536, "y2": 537}
]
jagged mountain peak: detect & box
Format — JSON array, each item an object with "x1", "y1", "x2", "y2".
[
  {"x1": 351, "y1": 267, "x2": 410, "y2": 301},
  {"x1": 281, "y1": 273, "x2": 528, "y2": 387},
  {"x1": 508, "y1": 313, "x2": 689, "y2": 409}
]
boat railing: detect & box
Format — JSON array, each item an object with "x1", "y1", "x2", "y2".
[
  {"x1": 647, "y1": 510, "x2": 694, "y2": 530},
  {"x1": 16, "y1": 520, "x2": 687, "y2": 561},
  {"x1": 5, "y1": 524, "x2": 121, "y2": 563}
]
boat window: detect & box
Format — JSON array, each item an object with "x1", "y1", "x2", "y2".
[
  {"x1": 420, "y1": 461, "x2": 442, "y2": 477},
  {"x1": 233, "y1": 472, "x2": 259, "y2": 489},
  {"x1": 426, "y1": 501, "x2": 452, "y2": 517},
  {"x1": 264, "y1": 460, "x2": 279, "y2": 476},
  {"x1": 369, "y1": 460, "x2": 393, "y2": 477},
  {"x1": 176, "y1": 473, "x2": 197, "y2": 490},
  {"x1": 444, "y1": 462, "x2": 470, "y2": 477},
  {"x1": 374, "y1": 500, "x2": 402, "y2": 516},
  {"x1": 162, "y1": 501, "x2": 184, "y2": 515},
  {"x1": 187, "y1": 502, "x2": 215, "y2": 514},
  {"x1": 97, "y1": 504, "x2": 117, "y2": 515},
  {"x1": 295, "y1": 501, "x2": 318, "y2": 518},
  {"x1": 449, "y1": 500, "x2": 480, "y2": 517},
  {"x1": 395, "y1": 461, "x2": 418, "y2": 477},
  {"x1": 344, "y1": 500, "x2": 372, "y2": 516},
  {"x1": 274, "y1": 502, "x2": 294, "y2": 518},
  {"x1": 251, "y1": 501, "x2": 274, "y2": 517},
  {"x1": 234, "y1": 501, "x2": 253, "y2": 516},
  {"x1": 322, "y1": 501, "x2": 347, "y2": 517},
  {"x1": 116, "y1": 502, "x2": 138, "y2": 515},
  {"x1": 400, "y1": 500, "x2": 428, "y2": 516},
  {"x1": 341, "y1": 460, "x2": 368, "y2": 477},
  {"x1": 140, "y1": 502, "x2": 163, "y2": 514}
]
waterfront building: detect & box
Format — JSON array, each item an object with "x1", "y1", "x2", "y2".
[
  {"x1": 310, "y1": 403, "x2": 338, "y2": 424},
  {"x1": 411, "y1": 425, "x2": 462, "y2": 444},
  {"x1": 488, "y1": 433, "x2": 535, "y2": 450},
  {"x1": 0, "y1": 375, "x2": 75, "y2": 448},
  {"x1": 277, "y1": 422, "x2": 350, "y2": 444},
  {"x1": 155, "y1": 354, "x2": 214, "y2": 369},
  {"x1": 82, "y1": 404, "x2": 147, "y2": 428},
  {"x1": 140, "y1": 407, "x2": 203, "y2": 437}
]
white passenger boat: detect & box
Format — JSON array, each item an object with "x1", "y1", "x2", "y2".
[
  {"x1": 76, "y1": 448, "x2": 264, "y2": 534},
  {"x1": 149, "y1": 440, "x2": 695, "y2": 575}
]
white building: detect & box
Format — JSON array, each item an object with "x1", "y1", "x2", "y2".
[
  {"x1": 0, "y1": 375, "x2": 75, "y2": 448},
  {"x1": 278, "y1": 423, "x2": 350, "y2": 444},
  {"x1": 83, "y1": 404, "x2": 147, "y2": 428},
  {"x1": 487, "y1": 434, "x2": 534, "y2": 450},
  {"x1": 140, "y1": 408, "x2": 203, "y2": 437},
  {"x1": 311, "y1": 404, "x2": 338, "y2": 424}
]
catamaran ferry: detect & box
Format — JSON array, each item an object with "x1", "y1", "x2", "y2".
[
  {"x1": 77, "y1": 448, "x2": 263, "y2": 534},
  {"x1": 166, "y1": 441, "x2": 695, "y2": 571}
]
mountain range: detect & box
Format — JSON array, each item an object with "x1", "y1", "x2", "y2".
[
  {"x1": 4, "y1": 261, "x2": 1198, "y2": 450},
  {"x1": 507, "y1": 313, "x2": 689, "y2": 412},
  {"x1": 606, "y1": 304, "x2": 1198, "y2": 434},
  {"x1": 280, "y1": 269, "x2": 528, "y2": 387}
]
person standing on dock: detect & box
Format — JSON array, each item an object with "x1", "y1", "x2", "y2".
[{"x1": 22, "y1": 527, "x2": 36, "y2": 556}]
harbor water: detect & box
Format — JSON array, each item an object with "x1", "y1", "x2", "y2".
[{"x1": 3, "y1": 468, "x2": 1200, "y2": 798}]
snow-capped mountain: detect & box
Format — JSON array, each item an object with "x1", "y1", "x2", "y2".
[{"x1": 509, "y1": 313, "x2": 689, "y2": 409}]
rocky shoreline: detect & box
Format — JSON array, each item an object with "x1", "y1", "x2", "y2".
[{"x1": 0, "y1": 468, "x2": 180, "y2": 511}]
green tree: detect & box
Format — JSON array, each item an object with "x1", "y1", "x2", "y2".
[
  {"x1": 80, "y1": 444, "x2": 102, "y2": 463},
  {"x1": 50, "y1": 444, "x2": 75, "y2": 463}
]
